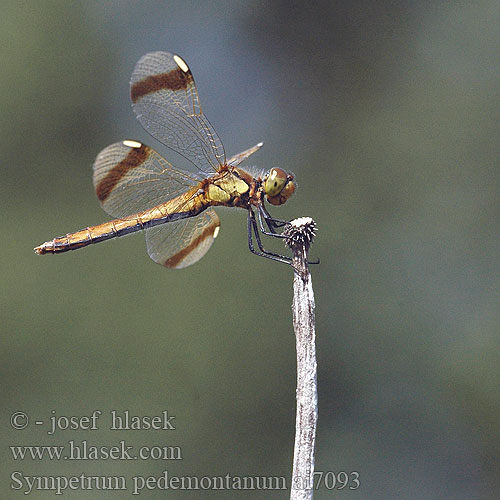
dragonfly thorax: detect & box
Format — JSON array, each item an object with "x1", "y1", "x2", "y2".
[{"x1": 207, "y1": 171, "x2": 250, "y2": 203}]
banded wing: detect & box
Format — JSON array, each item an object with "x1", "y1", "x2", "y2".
[
  {"x1": 131, "y1": 51, "x2": 225, "y2": 174},
  {"x1": 93, "y1": 140, "x2": 201, "y2": 218},
  {"x1": 93, "y1": 140, "x2": 220, "y2": 268},
  {"x1": 146, "y1": 209, "x2": 220, "y2": 269}
]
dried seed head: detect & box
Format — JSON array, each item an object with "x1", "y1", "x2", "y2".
[{"x1": 283, "y1": 217, "x2": 317, "y2": 252}]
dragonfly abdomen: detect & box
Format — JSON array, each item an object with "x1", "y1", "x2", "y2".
[
  {"x1": 34, "y1": 196, "x2": 208, "y2": 255},
  {"x1": 35, "y1": 218, "x2": 142, "y2": 255}
]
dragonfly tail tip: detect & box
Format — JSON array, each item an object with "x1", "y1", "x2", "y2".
[{"x1": 34, "y1": 244, "x2": 45, "y2": 255}]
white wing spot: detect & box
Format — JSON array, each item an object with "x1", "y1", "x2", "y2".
[
  {"x1": 213, "y1": 226, "x2": 220, "y2": 239},
  {"x1": 173, "y1": 55, "x2": 189, "y2": 73},
  {"x1": 123, "y1": 140, "x2": 142, "y2": 148}
]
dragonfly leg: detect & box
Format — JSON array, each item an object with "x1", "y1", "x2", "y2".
[
  {"x1": 257, "y1": 205, "x2": 289, "y2": 238},
  {"x1": 249, "y1": 207, "x2": 320, "y2": 266},
  {"x1": 260, "y1": 204, "x2": 289, "y2": 231},
  {"x1": 247, "y1": 209, "x2": 292, "y2": 264}
]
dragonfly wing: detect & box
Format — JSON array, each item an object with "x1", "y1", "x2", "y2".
[
  {"x1": 93, "y1": 140, "x2": 201, "y2": 218},
  {"x1": 131, "y1": 51, "x2": 226, "y2": 173},
  {"x1": 227, "y1": 142, "x2": 263, "y2": 167},
  {"x1": 145, "y1": 208, "x2": 220, "y2": 268}
]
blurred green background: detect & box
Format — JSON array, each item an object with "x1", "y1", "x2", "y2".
[{"x1": 2, "y1": 1, "x2": 499, "y2": 498}]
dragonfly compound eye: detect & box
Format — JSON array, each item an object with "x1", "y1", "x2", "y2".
[
  {"x1": 264, "y1": 168, "x2": 288, "y2": 197},
  {"x1": 265, "y1": 168, "x2": 295, "y2": 206}
]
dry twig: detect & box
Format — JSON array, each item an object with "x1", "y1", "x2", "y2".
[{"x1": 284, "y1": 217, "x2": 318, "y2": 500}]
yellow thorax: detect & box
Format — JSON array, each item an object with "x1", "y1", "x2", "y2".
[{"x1": 208, "y1": 173, "x2": 249, "y2": 202}]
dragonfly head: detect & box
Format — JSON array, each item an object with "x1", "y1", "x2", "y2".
[{"x1": 264, "y1": 168, "x2": 295, "y2": 206}]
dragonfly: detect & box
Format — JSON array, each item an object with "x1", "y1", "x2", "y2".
[{"x1": 34, "y1": 51, "x2": 297, "y2": 268}]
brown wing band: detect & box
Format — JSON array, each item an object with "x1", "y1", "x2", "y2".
[
  {"x1": 95, "y1": 145, "x2": 149, "y2": 202},
  {"x1": 164, "y1": 221, "x2": 218, "y2": 268},
  {"x1": 131, "y1": 68, "x2": 192, "y2": 103}
]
